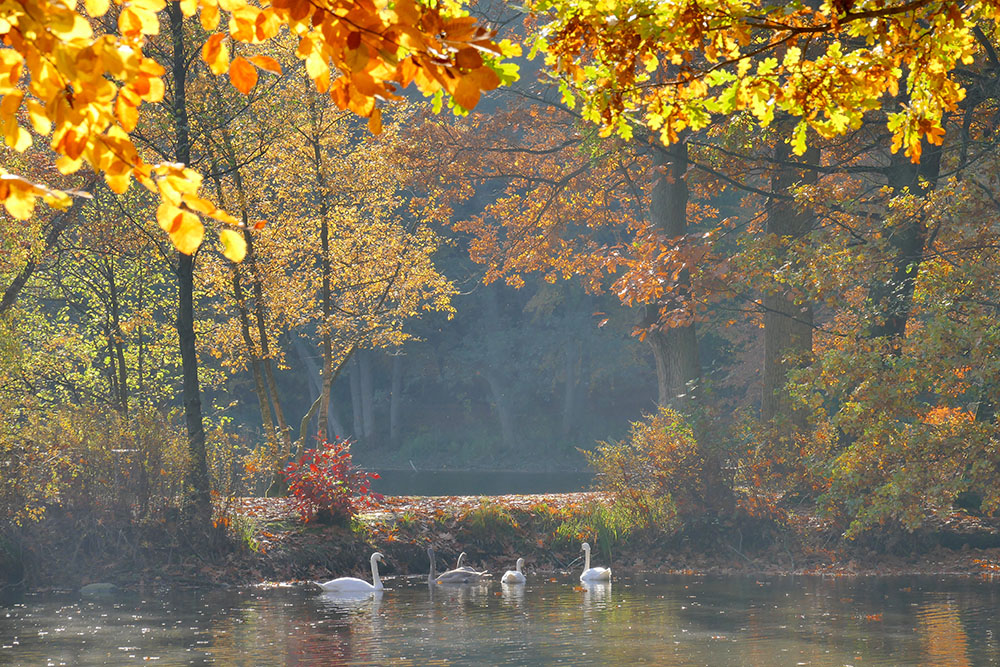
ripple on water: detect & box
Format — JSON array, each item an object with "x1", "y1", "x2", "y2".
[{"x1": 1, "y1": 575, "x2": 999, "y2": 665}]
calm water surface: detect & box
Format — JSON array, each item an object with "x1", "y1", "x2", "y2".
[
  {"x1": 2, "y1": 575, "x2": 998, "y2": 665},
  {"x1": 368, "y1": 470, "x2": 593, "y2": 496}
]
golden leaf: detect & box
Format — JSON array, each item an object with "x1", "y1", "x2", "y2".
[
  {"x1": 115, "y1": 94, "x2": 139, "y2": 132},
  {"x1": 170, "y1": 210, "x2": 204, "y2": 254},
  {"x1": 368, "y1": 107, "x2": 382, "y2": 134},
  {"x1": 26, "y1": 100, "x2": 51, "y2": 135},
  {"x1": 85, "y1": 0, "x2": 110, "y2": 17},
  {"x1": 219, "y1": 229, "x2": 247, "y2": 262},
  {"x1": 248, "y1": 55, "x2": 282, "y2": 75},
  {"x1": 229, "y1": 56, "x2": 258, "y2": 94},
  {"x1": 202, "y1": 33, "x2": 230, "y2": 76},
  {"x1": 201, "y1": 1, "x2": 220, "y2": 30}
]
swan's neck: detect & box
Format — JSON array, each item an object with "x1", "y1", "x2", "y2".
[
  {"x1": 371, "y1": 558, "x2": 383, "y2": 589},
  {"x1": 584, "y1": 549, "x2": 591, "y2": 572},
  {"x1": 428, "y1": 553, "x2": 436, "y2": 582},
  {"x1": 516, "y1": 560, "x2": 522, "y2": 573}
]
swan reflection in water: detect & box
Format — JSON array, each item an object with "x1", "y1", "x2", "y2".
[
  {"x1": 501, "y1": 581, "x2": 526, "y2": 607},
  {"x1": 317, "y1": 589, "x2": 384, "y2": 615},
  {"x1": 581, "y1": 580, "x2": 612, "y2": 612},
  {"x1": 300, "y1": 587, "x2": 386, "y2": 663}
]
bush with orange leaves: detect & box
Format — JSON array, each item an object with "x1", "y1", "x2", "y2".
[{"x1": 586, "y1": 406, "x2": 712, "y2": 534}]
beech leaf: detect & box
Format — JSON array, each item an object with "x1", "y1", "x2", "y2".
[{"x1": 229, "y1": 56, "x2": 258, "y2": 94}]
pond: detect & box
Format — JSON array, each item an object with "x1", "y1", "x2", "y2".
[
  {"x1": 369, "y1": 470, "x2": 594, "y2": 496},
  {"x1": 2, "y1": 574, "x2": 998, "y2": 665}
]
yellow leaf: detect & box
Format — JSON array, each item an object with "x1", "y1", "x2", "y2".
[
  {"x1": 183, "y1": 194, "x2": 238, "y2": 225},
  {"x1": 201, "y1": 1, "x2": 220, "y2": 30},
  {"x1": 0, "y1": 178, "x2": 35, "y2": 220},
  {"x1": 85, "y1": 0, "x2": 110, "y2": 17},
  {"x1": 248, "y1": 55, "x2": 281, "y2": 75},
  {"x1": 115, "y1": 94, "x2": 139, "y2": 132},
  {"x1": 170, "y1": 210, "x2": 204, "y2": 254},
  {"x1": 157, "y1": 202, "x2": 182, "y2": 232},
  {"x1": 26, "y1": 100, "x2": 51, "y2": 135},
  {"x1": 219, "y1": 229, "x2": 247, "y2": 262},
  {"x1": 368, "y1": 107, "x2": 382, "y2": 134},
  {"x1": 159, "y1": 173, "x2": 199, "y2": 205},
  {"x1": 202, "y1": 33, "x2": 230, "y2": 76},
  {"x1": 229, "y1": 56, "x2": 258, "y2": 94},
  {"x1": 1, "y1": 91, "x2": 22, "y2": 116},
  {"x1": 345, "y1": 45, "x2": 369, "y2": 73},
  {"x1": 51, "y1": 12, "x2": 93, "y2": 40}
]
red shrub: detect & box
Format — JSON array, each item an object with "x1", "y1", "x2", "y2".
[{"x1": 283, "y1": 438, "x2": 382, "y2": 524}]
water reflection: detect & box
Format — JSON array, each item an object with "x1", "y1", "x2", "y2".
[
  {"x1": 317, "y1": 589, "x2": 384, "y2": 614},
  {"x1": 500, "y1": 582, "x2": 525, "y2": 607},
  {"x1": 918, "y1": 599, "x2": 971, "y2": 667},
  {"x1": 2, "y1": 575, "x2": 999, "y2": 666},
  {"x1": 581, "y1": 580, "x2": 611, "y2": 612}
]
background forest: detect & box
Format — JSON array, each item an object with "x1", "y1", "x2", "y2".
[{"x1": 4, "y1": 0, "x2": 1000, "y2": 576}]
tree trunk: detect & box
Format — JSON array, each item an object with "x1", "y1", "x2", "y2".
[
  {"x1": 868, "y1": 140, "x2": 943, "y2": 344},
  {"x1": 216, "y1": 129, "x2": 294, "y2": 456},
  {"x1": 350, "y1": 356, "x2": 364, "y2": 439},
  {"x1": 389, "y1": 353, "x2": 403, "y2": 448},
  {"x1": 207, "y1": 154, "x2": 278, "y2": 446},
  {"x1": 646, "y1": 139, "x2": 731, "y2": 512},
  {"x1": 561, "y1": 340, "x2": 581, "y2": 439},
  {"x1": 359, "y1": 349, "x2": 377, "y2": 447},
  {"x1": 484, "y1": 367, "x2": 519, "y2": 451},
  {"x1": 106, "y1": 257, "x2": 130, "y2": 416},
  {"x1": 646, "y1": 141, "x2": 701, "y2": 411},
  {"x1": 762, "y1": 143, "x2": 819, "y2": 425},
  {"x1": 168, "y1": 1, "x2": 210, "y2": 519},
  {"x1": 232, "y1": 265, "x2": 277, "y2": 443},
  {"x1": 0, "y1": 185, "x2": 93, "y2": 316},
  {"x1": 482, "y1": 285, "x2": 519, "y2": 450}
]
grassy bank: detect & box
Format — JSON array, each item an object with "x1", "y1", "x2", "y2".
[{"x1": 4, "y1": 492, "x2": 1000, "y2": 594}]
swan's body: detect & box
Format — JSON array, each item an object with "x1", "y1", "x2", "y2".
[
  {"x1": 501, "y1": 557, "x2": 526, "y2": 584},
  {"x1": 579, "y1": 542, "x2": 611, "y2": 582},
  {"x1": 428, "y1": 547, "x2": 489, "y2": 584},
  {"x1": 313, "y1": 552, "x2": 385, "y2": 592}
]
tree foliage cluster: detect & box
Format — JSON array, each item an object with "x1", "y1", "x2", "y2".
[
  {"x1": 5, "y1": 0, "x2": 1000, "y2": 558},
  {"x1": 401, "y1": 0, "x2": 1000, "y2": 540}
]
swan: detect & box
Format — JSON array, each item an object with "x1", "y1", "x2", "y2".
[
  {"x1": 455, "y1": 552, "x2": 476, "y2": 572},
  {"x1": 501, "y1": 557, "x2": 526, "y2": 584},
  {"x1": 579, "y1": 542, "x2": 611, "y2": 582},
  {"x1": 428, "y1": 547, "x2": 489, "y2": 584},
  {"x1": 313, "y1": 552, "x2": 385, "y2": 592}
]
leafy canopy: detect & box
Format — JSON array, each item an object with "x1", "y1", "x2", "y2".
[
  {"x1": 0, "y1": 0, "x2": 509, "y2": 257},
  {"x1": 529, "y1": 0, "x2": 994, "y2": 159}
]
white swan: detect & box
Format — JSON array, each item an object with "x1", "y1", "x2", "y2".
[
  {"x1": 501, "y1": 557, "x2": 526, "y2": 584},
  {"x1": 313, "y1": 552, "x2": 385, "y2": 592},
  {"x1": 579, "y1": 542, "x2": 611, "y2": 581},
  {"x1": 428, "y1": 547, "x2": 489, "y2": 584}
]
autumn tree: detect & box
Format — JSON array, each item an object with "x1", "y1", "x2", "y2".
[{"x1": 199, "y1": 85, "x2": 457, "y2": 484}]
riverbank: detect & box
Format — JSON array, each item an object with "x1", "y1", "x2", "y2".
[
  {"x1": 237, "y1": 492, "x2": 1000, "y2": 581},
  {"x1": 4, "y1": 492, "x2": 1000, "y2": 593}
]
